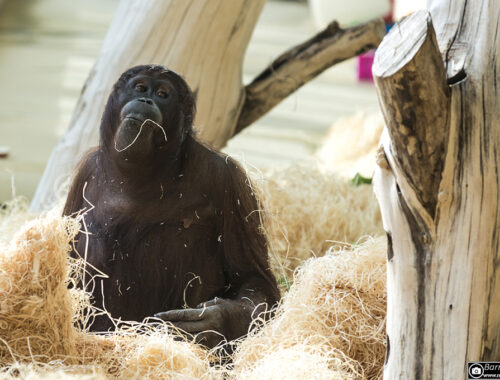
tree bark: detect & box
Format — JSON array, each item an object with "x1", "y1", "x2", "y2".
[
  {"x1": 31, "y1": 1, "x2": 384, "y2": 212},
  {"x1": 373, "y1": 1, "x2": 500, "y2": 379}
]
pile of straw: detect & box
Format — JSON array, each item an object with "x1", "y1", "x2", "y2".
[
  {"x1": 0, "y1": 212, "x2": 218, "y2": 379},
  {"x1": 316, "y1": 112, "x2": 384, "y2": 178},
  {"x1": 0, "y1": 161, "x2": 386, "y2": 379},
  {"x1": 259, "y1": 164, "x2": 383, "y2": 283},
  {"x1": 0, "y1": 213, "x2": 81, "y2": 363},
  {"x1": 232, "y1": 238, "x2": 387, "y2": 380}
]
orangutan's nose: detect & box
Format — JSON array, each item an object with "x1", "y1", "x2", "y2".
[{"x1": 137, "y1": 97, "x2": 153, "y2": 105}]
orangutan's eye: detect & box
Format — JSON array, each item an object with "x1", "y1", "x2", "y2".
[
  {"x1": 157, "y1": 90, "x2": 169, "y2": 98},
  {"x1": 135, "y1": 84, "x2": 146, "y2": 92}
]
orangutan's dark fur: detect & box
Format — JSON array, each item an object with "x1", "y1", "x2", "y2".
[{"x1": 63, "y1": 65, "x2": 279, "y2": 347}]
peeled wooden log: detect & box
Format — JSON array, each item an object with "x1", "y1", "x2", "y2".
[
  {"x1": 373, "y1": 1, "x2": 500, "y2": 379},
  {"x1": 31, "y1": 1, "x2": 385, "y2": 212}
]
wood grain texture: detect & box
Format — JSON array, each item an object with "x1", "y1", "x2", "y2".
[
  {"x1": 373, "y1": 1, "x2": 500, "y2": 379},
  {"x1": 373, "y1": 10, "x2": 450, "y2": 217},
  {"x1": 235, "y1": 18, "x2": 386, "y2": 133}
]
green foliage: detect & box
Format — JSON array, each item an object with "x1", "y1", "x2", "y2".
[
  {"x1": 277, "y1": 276, "x2": 292, "y2": 292},
  {"x1": 350, "y1": 173, "x2": 372, "y2": 186}
]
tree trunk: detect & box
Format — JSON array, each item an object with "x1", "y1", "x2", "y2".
[
  {"x1": 372, "y1": 1, "x2": 500, "y2": 379},
  {"x1": 30, "y1": 0, "x2": 384, "y2": 212}
]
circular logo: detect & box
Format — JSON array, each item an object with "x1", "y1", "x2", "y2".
[{"x1": 469, "y1": 363, "x2": 484, "y2": 378}]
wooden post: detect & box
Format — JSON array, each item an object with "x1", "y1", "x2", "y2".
[
  {"x1": 30, "y1": 0, "x2": 385, "y2": 212},
  {"x1": 373, "y1": 1, "x2": 500, "y2": 379}
]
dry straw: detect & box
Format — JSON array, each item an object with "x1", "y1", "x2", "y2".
[
  {"x1": 232, "y1": 344, "x2": 355, "y2": 380},
  {"x1": 232, "y1": 237, "x2": 387, "y2": 380},
  {"x1": 316, "y1": 112, "x2": 384, "y2": 178},
  {"x1": 0, "y1": 163, "x2": 386, "y2": 379},
  {"x1": 0, "y1": 212, "x2": 81, "y2": 363},
  {"x1": 0, "y1": 211, "x2": 218, "y2": 379},
  {"x1": 258, "y1": 164, "x2": 383, "y2": 284}
]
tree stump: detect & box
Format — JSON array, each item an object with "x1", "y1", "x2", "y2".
[{"x1": 373, "y1": 1, "x2": 500, "y2": 378}]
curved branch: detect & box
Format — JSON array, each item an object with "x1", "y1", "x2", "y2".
[{"x1": 234, "y1": 18, "x2": 386, "y2": 135}]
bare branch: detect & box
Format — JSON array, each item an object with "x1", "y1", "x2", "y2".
[{"x1": 234, "y1": 18, "x2": 386, "y2": 135}]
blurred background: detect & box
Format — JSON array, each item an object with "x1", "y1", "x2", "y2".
[{"x1": 0, "y1": 0, "x2": 425, "y2": 203}]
